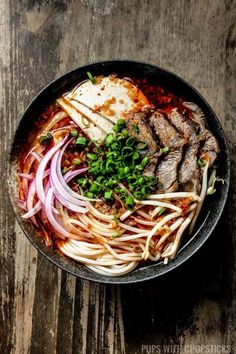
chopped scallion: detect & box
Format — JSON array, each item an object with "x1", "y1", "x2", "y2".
[
  {"x1": 160, "y1": 147, "x2": 169, "y2": 154},
  {"x1": 87, "y1": 71, "x2": 95, "y2": 84},
  {"x1": 75, "y1": 136, "x2": 87, "y2": 146},
  {"x1": 70, "y1": 130, "x2": 78, "y2": 137}
]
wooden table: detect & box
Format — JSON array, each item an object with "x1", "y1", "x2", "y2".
[{"x1": 0, "y1": 1, "x2": 235, "y2": 353}]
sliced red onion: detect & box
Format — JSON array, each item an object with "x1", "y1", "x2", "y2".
[
  {"x1": 50, "y1": 151, "x2": 88, "y2": 207},
  {"x1": 44, "y1": 187, "x2": 81, "y2": 239},
  {"x1": 52, "y1": 180, "x2": 88, "y2": 213},
  {"x1": 64, "y1": 169, "x2": 86, "y2": 183},
  {"x1": 22, "y1": 170, "x2": 50, "y2": 220},
  {"x1": 35, "y1": 135, "x2": 68, "y2": 203},
  {"x1": 56, "y1": 143, "x2": 94, "y2": 201}
]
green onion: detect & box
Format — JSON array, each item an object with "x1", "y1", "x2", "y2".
[
  {"x1": 113, "y1": 119, "x2": 125, "y2": 133},
  {"x1": 111, "y1": 140, "x2": 122, "y2": 150},
  {"x1": 96, "y1": 176, "x2": 106, "y2": 184},
  {"x1": 138, "y1": 177, "x2": 145, "y2": 185},
  {"x1": 87, "y1": 71, "x2": 95, "y2": 84},
  {"x1": 89, "y1": 183, "x2": 101, "y2": 194},
  {"x1": 125, "y1": 196, "x2": 134, "y2": 210},
  {"x1": 122, "y1": 146, "x2": 133, "y2": 157},
  {"x1": 134, "y1": 189, "x2": 144, "y2": 199},
  {"x1": 77, "y1": 178, "x2": 88, "y2": 187},
  {"x1": 124, "y1": 166, "x2": 130, "y2": 175},
  {"x1": 114, "y1": 213, "x2": 119, "y2": 222},
  {"x1": 132, "y1": 151, "x2": 140, "y2": 160},
  {"x1": 82, "y1": 116, "x2": 90, "y2": 127},
  {"x1": 158, "y1": 207, "x2": 166, "y2": 215},
  {"x1": 105, "y1": 134, "x2": 114, "y2": 145},
  {"x1": 104, "y1": 190, "x2": 113, "y2": 200},
  {"x1": 118, "y1": 167, "x2": 125, "y2": 179},
  {"x1": 105, "y1": 160, "x2": 116, "y2": 172},
  {"x1": 70, "y1": 130, "x2": 78, "y2": 137},
  {"x1": 197, "y1": 158, "x2": 206, "y2": 167},
  {"x1": 117, "y1": 118, "x2": 125, "y2": 126},
  {"x1": 160, "y1": 147, "x2": 169, "y2": 154},
  {"x1": 141, "y1": 156, "x2": 149, "y2": 167},
  {"x1": 38, "y1": 132, "x2": 53, "y2": 145},
  {"x1": 73, "y1": 158, "x2": 81, "y2": 165},
  {"x1": 86, "y1": 191, "x2": 94, "y2": 198},
  {"x1": 126, "y1": 137, "x2": 135, "y2": 146},
  {"x1": 146, "y1": 176, "x2": 157, "y2": 186},
  {"x1": 75, "y1": 136, "x2": 87, "y2": 146},
  {"x1": 87, "y1": 153, "x2": 97, "y2": 160},
  {"x1": 122, "y1": 129, "x2": 129, "y2": 137}
]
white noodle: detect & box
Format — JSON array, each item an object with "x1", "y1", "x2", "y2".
[
  {"x1": 162, "y1": 210, "x2": 195, "y2": 258},
  {"x1": 88, "y1": 202, "x2": 115, "y2": 221},
  {"x1": 120, "y1": 205, "x2": 143, "y2": 221},
  {"x1": 149, "y1": 192, "x2": 201, "y2": 201},
  {"x1": 142, "y1": 211, "x2": 181, "y2": 260},
  {"x1": 150, "y1": 206, "x2": 162, "y2": 219},
  {"x1": 87, "y1": 262, "x2": 138, "y2": 276},
  {"x1": 156, "y1": 217, "x2": 184, "y2": 247},
  {"x1": 136, "y1": 210, "x2": 152, "y2": 220},
  {"x1": 136, "y1": 200, "x2": 182, "y2": 212}
]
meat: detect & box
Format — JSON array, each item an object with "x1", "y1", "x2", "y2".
[
  {"x1": 125, "y1": 111, "x2": 159, "y2": 176},
  {"x1": 183, "y1": 102, "x2": 220, "y2": 166},
  {"x1": 125, "y1": 102, "x2": 219, "y2": 194},
  {"x1": 178, "y1": 143, "x2": 201, "y2": 193},
  {"x1": 156, "y1": 149, "x2": 182, "y2": 192},
  {"x1": 149, "y1": 111, "x2": 187, "y2": 191},
  {"x1": 167, "y1": 108, "x2": 199, "y2": 142},
  {"x1": 126, "y1": 111, "x2": 158, "y2": 153},
  {"x1": 149, "y1": 111, "x2": 187, "y2": 148}
]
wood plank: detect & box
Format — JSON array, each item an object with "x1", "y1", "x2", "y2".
[{"x1": 12, "y1": 222, "x2": 37, "y2": 354}]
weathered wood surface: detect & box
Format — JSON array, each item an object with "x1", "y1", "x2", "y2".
[{"x1": 0, "y1": 0, "x2": 235, "y2": 353}]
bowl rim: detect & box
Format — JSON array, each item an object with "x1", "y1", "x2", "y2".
[{"x1": 7, "y1": 59, "x2": 231, "y2": 284}]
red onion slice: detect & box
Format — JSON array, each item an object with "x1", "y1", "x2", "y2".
[
  {"x1": 35, "y1": 135, "x2": 68, "y2": 203},
  {"x1": 44, "y1": 187, "x2": 82, "y2": 240},
  {"x1": 51, "y1": 179, "x2": 88, "y2": 213},
  {"x1": 50, "y1": 151, "x2": 88, "y2": 207}
]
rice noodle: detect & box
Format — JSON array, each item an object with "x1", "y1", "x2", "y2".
[
  {"x1": 149, "y1": 192, "x2": 201, "y2": 201},
  {"x1": 142, "y1": 211, "x2": 181, "y2": 260},
  {"x1": 162, "y1": 210, "x2": 195, "y2": 258},
  {"x1": 136, "y1": 200, "x2": 182, "y2": 212}
]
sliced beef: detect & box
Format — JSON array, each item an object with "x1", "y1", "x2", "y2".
[
  {"x1": 183, "y1": 102, "x2": 220, "y2": 166},
  {"x1": 149, "y1": 111, "x2": 187, "y2": 148},
  {"x1": 156, "y1": 149, "x2": 182, "y2": 192},
  {"x1": 178, "y1": 143, "x2": 201, "y2": 193},
  {"x1": 126, "y1": 111, "x2": 158, "y2": 153},
  {"x1": 167, "y1": 108, "x2": 199, "y2": 142},
  {"x1": 125, "y1": 111, "x2": 159, "y2": 176}
]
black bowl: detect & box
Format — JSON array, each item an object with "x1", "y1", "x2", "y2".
[{"x1": 7, "y1": 60, "x2": 230, "y2": 284}]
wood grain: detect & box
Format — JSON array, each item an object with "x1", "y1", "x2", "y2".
[{"x1": 0, "y1": 0, "x2": 235, "y2": 353}]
